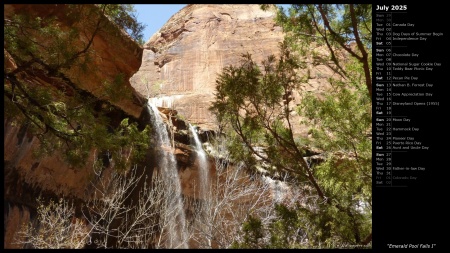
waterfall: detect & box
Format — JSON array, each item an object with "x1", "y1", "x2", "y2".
[
  {"x1": 188, "y1": 123, "x2": 211, "y2": 248},
  {"x1": 147, "y1": 101, "x2": 188, "y2": 249},
  {"x1": 262, "y1": 175, "x2": 288, "y2": 203},
  {"x1": 188, "y1": 124, "x2": 209, "y2": 199},
  {"x1": 150, "y1": 95, "x2": 185, "y2": 109},
  {"x1": 150, "y1": 96, "x2": 174, "y2": 108}
]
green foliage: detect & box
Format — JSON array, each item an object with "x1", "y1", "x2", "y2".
[
  {"x1": 267, "y1": 204, "x2": 302, "y2": 248},
  {"x1": 210, "y1": 42, "x2": 310, "y2": 178},
  {"x1": 300, "y1": 56, "x2": 372, "y2": 194},
  {"x1": 273, "y1": 4, "x2": 372, "y2": 51},
  {"x1": 272, "y1": 4, "x2": 372, "y2": 98},
  {"x1": 224, "y1": 56, "x2": 372, "y2": 247},
  {"x1": 232, "y1": 215, "x2": 264, "y2": 249},
  {"x1": 4, "y1": 5, "x2": 151, "y2": 170},
  {"x1": 233, "y1": 203, "x2": 326, "y2": 249},
  {"x1": 112, "y1": 119, "x2": 151, "y2": 171},
  {"x1": 298, "y1": 57, "x2": 372, "y2": 247},
  {"x1": 104, "y1": 73, "x2": 133, "y2": 103},
  {"x1": 211, "y1": 4, "x2": 372, "y2": 248},
  {"x1": 100, "y1": 4, "x2": 147, "y2": 44}
]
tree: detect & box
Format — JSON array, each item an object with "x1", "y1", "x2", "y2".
[
  {"x1": 210, "y1": 42, "x2": 323, "y2": 198},
  {"x1": 100, "y1": 4, "x2": 146, "y2": 45},
  {"x1": 263, "y1": 4, "x2": 372, "y2": 100},
  {"x1": 210, "y1": 31, "x2": 371, "y2": 246},
  {"x1": 4, "y1": 4, "x2": 150, "y2": 170},
  {"x1": 267, "y1": 4, "x2": 372, "y2": 246},
  {"x1": 229, "y1": 55, "x2": 372, "y2": 248}
]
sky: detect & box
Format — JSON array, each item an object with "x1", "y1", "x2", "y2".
[
  {"x1": 133, "y1": 4, "x2": 187, "y2": 42},
  {"x1": 133, "y1": 4, "x2": 292, "y2": 43}
]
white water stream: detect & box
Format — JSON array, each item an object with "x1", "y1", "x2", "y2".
[
  {"x1": 147, "y1": 100, "x2": 188, "y2": 249},
  {"x1": 188, "y1": 124, "x2": 209, "y2": 199}
]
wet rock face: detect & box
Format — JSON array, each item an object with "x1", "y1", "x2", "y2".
[{"x1": 131, "y1": 4, "x2": 285, "y2": 129}]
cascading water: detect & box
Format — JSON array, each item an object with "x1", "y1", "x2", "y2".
[
  {"x1": 188, "y1": 123, "x2": 211, "y2": 248},
  {"x1": 147, "y1": 100, "x2": 188, "y2": 249},
  {"x1": 262, "y1": 175, "x2": 288, "y2": 203},
  {"x1": 188, "y1": 124, "x2": 209, "y2": 199}
]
